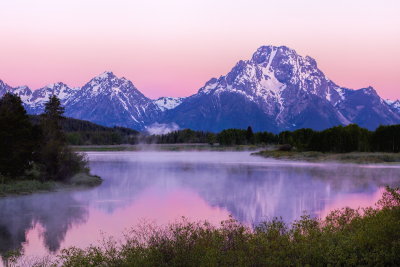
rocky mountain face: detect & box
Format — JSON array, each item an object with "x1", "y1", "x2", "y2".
[
  {"x1": 153, "y1": 97, "x2": 184, "y2": 111},
  {"x1": 0, "y1": 45, "x2": 399, "y2": 132},
  {"x1": 386, "y1": 99, "x2": 400, "y2": 114},
  {"x1": 0, "y1": 72, "x2": 161, "y2": 130},
  {"x1": 161, "y1": 46, "x2": 400, "y2": 131},
  {"x1": 64, "y1": 72, "x2": 161, "y2": 129}
]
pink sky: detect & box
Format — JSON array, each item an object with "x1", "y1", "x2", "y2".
[{"x1": 0, "y1": 0, "x2": 399, "y2": 99}]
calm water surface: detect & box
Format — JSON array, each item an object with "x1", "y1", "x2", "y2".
[{"x1": 1, "y1": 151, "x2": 400, "y2": 263}]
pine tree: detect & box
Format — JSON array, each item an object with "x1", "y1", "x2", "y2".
[
  {"x1": 246, "y1": 126, "x2": 255, "y2": 145},
  {"x1": 42, "y1": 95, "x2": 65, "y2": 142},
  {"x1": 0, "y1": 93, "x2": 37, "y2": 178},
  {"x1": 39, "y1": 95, "x2": 86, "y2": 181}
]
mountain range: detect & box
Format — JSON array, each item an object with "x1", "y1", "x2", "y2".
[{"x1": 1, "y1": 45, "x2": 399, "y2": 132}]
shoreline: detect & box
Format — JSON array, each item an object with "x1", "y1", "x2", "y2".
[
  {"x1": 73, "y1": 145, "x2": 400, "y2": 165},
  {"x1": 253, "y1": 150, "x2": 400, "y2": 164},
  {"x1": 0, "y1": 172, "x2": 102, "y2": 198},
  {"x1": 71, "y1": 144, "x2": 266, "y2": 152}
]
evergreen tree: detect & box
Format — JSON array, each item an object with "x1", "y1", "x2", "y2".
[
  {"x1": 0, "y1": 93, "x2": 37, "y2": 178},
  {"x1": 42, "y1": 95, "x2": 65, "y2": 141},
  {"x1": 39, "y1": 95, "x2": 86, "y2": 181},
  {"x1": 246, "y1": 126, "x2": 255, "y2": 144}
]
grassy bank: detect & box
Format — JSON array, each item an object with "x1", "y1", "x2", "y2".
[
  {"x1": 10, "y1": 187, "x2": 400, "y2": 266},
  {"x1": 0, "y1": 173, "x2": 102, "y2": 197},
  {"x1": 72, "y1": 144, "x2": 265, "y2": 152},
  {"x1": 254, "y1": 150, "x2": 400, "y2": 164}
]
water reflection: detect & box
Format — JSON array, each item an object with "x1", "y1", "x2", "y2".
[
  {"x1": 0, "y1": 192, "x2": 88, "y2": 255},
  {"x1": 0, "y1": 151, "x2": 399, "y2": 262}
]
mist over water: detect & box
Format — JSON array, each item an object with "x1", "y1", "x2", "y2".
[{"x1": 1, "y1": 151, "x2": 400, "y2": 263}]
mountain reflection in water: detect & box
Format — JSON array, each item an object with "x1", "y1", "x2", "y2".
[{"x1": 0, "y1": 151, "x2": 399, "y2": 262}]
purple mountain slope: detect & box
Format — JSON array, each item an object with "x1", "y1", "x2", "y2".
[
  {"x1": 0, "y1": 45, "x2": 399, "y2": 132},
  {"x1": 64, "y1": 72, "x2": 161, "y2": 129},
  {"x1": 161, "y1": 46, "x2": 400, "y2": 131}
]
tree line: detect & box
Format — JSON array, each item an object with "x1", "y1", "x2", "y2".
[
  {"x1": 142, "y1": 127, "x2": 277, "y2": 146},
  {"x1": 30, "y1": 115, "x2": 140, "y2": 145},
  {"x1": 279, "y1": 124, "x2": 400, "y2": 153},
  {"x1": 145, "y1": 124, "x2": 400, "y2": 153},
  {"x1": 0, "y1": 93, "x2": 87, "y2": 182}
]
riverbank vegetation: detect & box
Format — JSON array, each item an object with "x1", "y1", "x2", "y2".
[
  {"x1": 0, "y1": 93, "x2": 101, "y2": 196},
  {"x1": 0, "y1": 173, "x2": 102, "y2": 197},
  {"x1": 136, "y1": 124, "x2": 400, "y2": 153},
  {"x1": 254, "y1": 124, "x2": 400, "y2": 163},
  {"x1": 278, "y1": 124, "x2": 400, "y2": 153},
  {"x1": 254, "y1": 151, "x2": 400, "y2": 164},
  {"x1": 36, "y1": 112, "x2": 399, "y2": 155},
  {"x1": 8, "y1": 186, "x2": 399, "y2": 266}
]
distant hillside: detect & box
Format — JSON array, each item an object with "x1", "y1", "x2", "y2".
[{"x1": 30, "y1": 115, "x2": 139, "y2": 145}]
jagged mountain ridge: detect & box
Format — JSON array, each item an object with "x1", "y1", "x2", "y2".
[
  {"x1": 64, "y1": 72, "x2": 161, "y2": 129},
  {"x1": 161, "y1": 46, "x2": 400, "y2": 131},
  {"x1": 0, "y1": 72, "x2": 161, "y2": 130},
  {"x1": 0, "y1": 45, "x2": 399, "y2": 132},
  {"x1": 386, "y1": 99, "x2": 400, "y2": 113}
]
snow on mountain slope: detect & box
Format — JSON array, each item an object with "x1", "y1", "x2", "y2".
[
  {"x1": 27, "y1": 82, "x2": 79, "y2": 113},
  {"x1": 0, "y1": 72, "x2": 162, "y2": 130},
  {"x1": 386, "y1": 99, "x2": 400, "y2": 113},
  {"x1": 0, "y1": 80, "x2": 16, "y2": 96},
  {"x1": 164, "y1": 45, "x2": 399, "y2": 131},
  {"x1": 1, "y1": 45, "x2": 399, "y2": 131},
  {"x1": 153, "y1": 97, "x2": 184, "y2": 111},
  {"x1": 64, "y1": 71, "x2": 161, "y2": 129}
]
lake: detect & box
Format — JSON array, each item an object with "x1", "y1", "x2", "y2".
[{"x1": 1, "y1": 151, "x2": 400, "y2": 263}]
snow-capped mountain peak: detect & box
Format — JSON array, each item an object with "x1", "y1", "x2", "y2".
[
  {"x1": 83, "y1": 71, "x2": 138, "y2": 96},
  {"x1": 0, "y1": 80, "x2": 15, "y2": 96},
  {"x1": 153, "y1": 97, "x2": 184, "y2": 111},
  {"x1": 386, "y1": 99, "x2": 400, "y2": 113},
  {"x1": 195, "y1": 45, "x2": 347, "y2": 124},
  {"x1": 162, "y1": 45, "x2": 400, "y2": 131},
  {"x1": 64, "y1": 71, "x2": 161, "y2": 129},
  {"x1": 1, "y1": 45, "x2": 399, "y2": 131}
]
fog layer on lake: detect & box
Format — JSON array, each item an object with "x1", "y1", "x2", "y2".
[{"x1": 1, "y1": 151, "x2": 399, "y2": 262}]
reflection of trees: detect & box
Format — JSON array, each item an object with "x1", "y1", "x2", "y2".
[
  {"x1": 86, "y1": 158, "x2": 400, "y2": 225},
  {"x1": 0, "y1": 191, "x2": 88, "y2": 257}
]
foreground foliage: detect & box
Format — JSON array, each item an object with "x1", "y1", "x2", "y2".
[{"x1": 14, "y1": 187, "x2": 398, "y2": 266}]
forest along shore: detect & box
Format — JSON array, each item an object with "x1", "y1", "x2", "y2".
[
  {"x1": 0, "y1": 93, "x2": 102, "y2": 198},
  {"x1": 66, "y1": 121, "x2": 399, "y2": 164}
]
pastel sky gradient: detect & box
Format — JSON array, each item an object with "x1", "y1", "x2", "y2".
[{"x1": 0, "y1": 0, "x2": 399, "y2": 99}]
